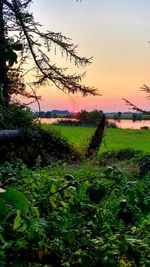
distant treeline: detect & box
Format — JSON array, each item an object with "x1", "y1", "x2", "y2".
[
  {"x1": 56, "y1": 110, "x2": 117, "y2": 128},
  {"x1": 106, "y1": 112, "x2": 150, "y2": 121},
  {"x1": 33, "y1": 110, "x2": 71, "y2": 118},
  {"x1": 33, "y1": 109, "x2": 150, "y2": 121}
]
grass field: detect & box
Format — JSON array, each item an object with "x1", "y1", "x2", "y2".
[{"x1": 43, "y1": 125, "x2": 150, "y2": 153}]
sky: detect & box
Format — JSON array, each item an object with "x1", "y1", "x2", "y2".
[{"x1": 29, "y1": 0, "x2": 150, "y2": 112}]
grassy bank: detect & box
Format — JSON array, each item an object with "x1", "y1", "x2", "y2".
[{"x1": 42, "y1": 125, "x2": 150, "y2": 153}]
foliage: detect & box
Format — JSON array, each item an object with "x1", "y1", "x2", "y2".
[
  {"x1": 134, "y1": 153, "x2": 150, "y2": 176},
  {"x1": 123, "y1": 85, "x2": 150, "y2": 114},
  {"x1": 0, "y1": 103, "x2": 33, "y2": 129},
  {"x1": 0, "y1": 0, "x2": 99, "y2": 109},
  {"x1": 56, "y1": 119, "x2": 80, "y2": 126},
  {"x1": 99, "y1": 149, "x2": 142, "y2": 166},
  {"x1": 141, "y1": 126, "x2": 149, "y2": 130},
  {"x1": 55, "y1": 110, "x2": 104, "y2": 127},
  {"x1": 105, "y1": 120, "x2": 118, "y2": 128},
  {"x1": 0, "y1": 187, "x2": 29, "y2": 216},
  {"x1": 0, "y1": 157, "x2": 150, "y2": 266},
  {"x1": 76, "y1": 110, "x2": 103, "y2": 126},
  {"x1": 0, "y1": 126, "x2": 81, "y2": 166},
  {"x1": 113, "y1": 112, "x2": 122, "y2": 120}
]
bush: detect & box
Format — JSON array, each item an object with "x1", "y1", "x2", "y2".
[
  {"x1": 0, "y1": 126, "x2": 81, "y2": 167},
  {"x1": 134, "y1": 153, "x2": 150, "y2": 176},
  {"x1": 99, "y1": 148, "x2": 141, "y2": 166},
  {"x1": 0, "y1": 158, "x2": 149, "y2": 266},
  {"x1": 105, "y1": 120, "x2": 118, "y2": 128},
  {"x1": 55, "y1": 119, "x2": 79, "y2": 126},
  {"x1": 0, "y1": 104, "x2": 33, "y2": 129},
  {"x1": 141, "y1": 126, "x2": 149, "y2": 130}
]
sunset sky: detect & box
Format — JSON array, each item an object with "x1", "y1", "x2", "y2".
[{"x1": 30, "y1": 0, "x2": 150, "y2": 112}]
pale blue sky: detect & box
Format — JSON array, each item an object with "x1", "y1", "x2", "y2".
[{"x1": 30, "y1": 0, "x2": 150, "y2": 111}]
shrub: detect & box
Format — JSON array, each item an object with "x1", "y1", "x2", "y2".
[
  {"x1": 105, "y1": 120, "x2": 118, "y2": 128},
  {"x1": 0, "y1": 158, "x2": 150, "y2": 266},
  {"x1": 0, "y1": 104, "x2": 33, "y2": 129},
  {"x1": 0, "y1": 126, "x2": 81, "y2": 167},
  {"x1": 99, "y1": 148, "x2": 141, "y2": 166},
  {"x1": 134, "y1": 153, "x2": 150, "y2": 176},
  {"x1": 141, "y1": 126, "x2": 149, "y2": 130}
]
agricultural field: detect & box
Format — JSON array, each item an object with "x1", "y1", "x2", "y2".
[{"x1": 43, "y1": 125, "x2": 150, "y2": 154}]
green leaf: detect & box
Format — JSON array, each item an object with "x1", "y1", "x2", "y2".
[
  {"x1": 13, "y1": 210, "x2": 22, "y2": 230},
  {"x1": 0, "y1": 188, "x2": 29, "y2": 214},
  {"x1": 86, "y1": 183, "x2": 106, "y2": 203},
  {"x1": 103, "y1": 166, "x2": 113, "y2": 177},
  {"x1": 31, "y1": 206, "x2": 40, "y2": 218}
]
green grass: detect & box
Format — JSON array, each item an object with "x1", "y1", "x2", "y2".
[
  {"x1": 42, "y1": 125, "x2": 150, "y2": 153},
  {"x1": 101, "y1": 128, "x2": 150, "y2": 153}
]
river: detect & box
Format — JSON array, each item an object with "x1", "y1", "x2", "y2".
[
  {"x1": 108, "y1": 119, "x2": 150, "y2": 129},
  {"x1": 39, "y1": 118, "x2": 150, "y2": 129}
]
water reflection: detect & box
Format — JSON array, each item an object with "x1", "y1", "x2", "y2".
[
  {"x1": 108, "y1": 119, "x2": 150, "y2": 129},
  {"x1": 39, "y1": 118, "x2": 150, "y2": 129}
]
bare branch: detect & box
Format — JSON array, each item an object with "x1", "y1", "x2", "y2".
[
  {"x1": 122, "y1": 98, "x2": 149, "y2": 114},
  {"x1": 140, "y1": 84, "x2": 150, "y2": 99}
]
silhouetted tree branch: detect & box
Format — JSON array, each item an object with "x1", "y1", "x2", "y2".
[
  {"x1": 0, "y1": 0, "x2": 100, "y2": 108},
  {"x1": 123, "y1": 84, "x2": 150, "y2": 114}
]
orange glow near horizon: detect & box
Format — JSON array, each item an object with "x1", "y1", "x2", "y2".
[{"x1": 29, "y1": 0, "x2": 150, "y2": 112}]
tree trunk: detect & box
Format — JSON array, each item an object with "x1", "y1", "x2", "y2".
[
  {"x1": 0, "y1": 0, "x2": 9, "y2": 107},
  {"x1": 86, "y1": 113, "x2": 105, "y2": 158}
]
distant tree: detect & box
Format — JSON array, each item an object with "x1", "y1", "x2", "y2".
[
  {"x1": 114, "y1": 111, "x2": 121, "y2": 120},
  {"x1": 77, "y1": 110, "x2": 88, "y2": 124},
  {"x1": 45, "y1": 111, "x2": 52, "y2": 118},
  {"x1": 0, "y1": 0, "x2": 100, "y2": 109},
  {"x1": 77, "y1": 110, "x2": 103, "y2": 125},
  {"x1": 118, "y1": 111, "x2": 122, "y2": 118}
]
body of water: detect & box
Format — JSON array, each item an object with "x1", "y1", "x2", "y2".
[
  {"x1": 39, "y1": 118, "x2": 78, "y2": 124},
  {"x1": 39, "y1": 118, "x2": 150, "y2": 129},
  {"x1": 109, "y1": 119, "x2": 150, "y2": 129}
]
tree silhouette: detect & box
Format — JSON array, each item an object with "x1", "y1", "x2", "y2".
[{"x1": 0, "y1": 0, "x2": 99, "y2": 108}]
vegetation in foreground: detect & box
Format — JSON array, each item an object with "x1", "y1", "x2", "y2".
[
  {"x1": 0, "y1": 125, "x2": 81, "y2": 167},
  {"x1": 0, "y1": 147, "x2": 150, "y2": 266},
  {"x1": 0, "y1": 117, "x2": 149, "y2": 266},
  {"x1": 0, "y1": 0, "x2": 149, "y2": 265}
]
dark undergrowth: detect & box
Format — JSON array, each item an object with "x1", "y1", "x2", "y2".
[
  {"x1": 0, "y1": 125, "x2": 81, "y2": 167},
  {"x1": 0, "y1": 149, "x2": 150, "y2": 266}
]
